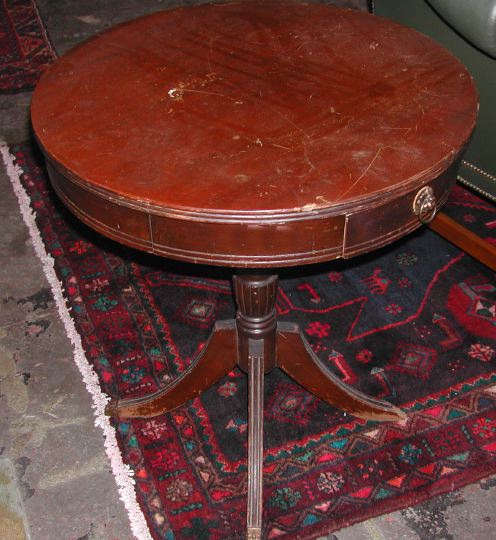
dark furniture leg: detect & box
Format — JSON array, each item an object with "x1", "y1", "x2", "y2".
[
  {"x1": 277, "y1": 323, "x2": 406, "y2": 421},
  {"x1": 429, "y1": 212, "x2": 496, "y2": 271},
  {"x1": 247, "y1": 347, "x2": 264, "y2": 540},
  {"x1": 105, "y1": 320, "x2": 237, "y2": 418},
  {"x1": 107, "y1": 273, "x2": 405, "y2": 539},
  {"x1": 233, "y1": 275, "x2": 277, "y2": 539}
]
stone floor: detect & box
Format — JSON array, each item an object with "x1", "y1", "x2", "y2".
[{"x1": 0, "y1": 1, "x2": 495, "y2": 539}]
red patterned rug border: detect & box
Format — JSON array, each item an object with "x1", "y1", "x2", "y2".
[
  {"x1": 300, "y1": 464, "x2": 496, "y2": 540},
  {"x1": 0, "y1": 0, "x2": 57, "y2": 93}
]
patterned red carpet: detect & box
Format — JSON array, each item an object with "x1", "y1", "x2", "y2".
[
  {"x1": 0, "y1": 0, "x2": 55, "y2": 93},
  {"x1": 10, "y1": 143, "x2": 496, "y2": 539}
]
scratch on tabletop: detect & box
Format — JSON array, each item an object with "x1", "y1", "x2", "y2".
[{"x1": 336, "y1": 145, "x2": 385, "y2": 202}]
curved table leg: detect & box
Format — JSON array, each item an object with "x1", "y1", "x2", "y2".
[
  {"x1": 276, "y1": 322, "x2": 406, "y2": 422},
  {"x1": 105, "y1": 320, "x2": 237, "y2": 419}
]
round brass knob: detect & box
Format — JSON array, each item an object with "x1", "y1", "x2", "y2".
[{"x1": 413, "y1": 186, "x2": 437, "y2": 224}]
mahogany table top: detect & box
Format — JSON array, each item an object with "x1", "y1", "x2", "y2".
[{"x1": 31, "y1": 0, "x2": 478, "y2": 267}]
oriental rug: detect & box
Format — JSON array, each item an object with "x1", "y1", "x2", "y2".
[
  {"x1": 4, "y1": 143, "x2": 496, "y2": 539},
  {"x1": 0, "y1": 0, "x2": 55, "y2": 93}
]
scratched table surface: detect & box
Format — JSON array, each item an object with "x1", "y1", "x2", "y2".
[
  {"x1": 31, "y1": 0, "x2": 477, "y2": 216},
  {"x1": 31, "y1": 0, "x2": 478, "y2": 267}
]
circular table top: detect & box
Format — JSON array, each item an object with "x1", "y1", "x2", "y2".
[{"x1": 31, "y1": 0, "x2": 478, "y2": 267}]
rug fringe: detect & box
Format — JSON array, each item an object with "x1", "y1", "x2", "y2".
[{"x1": 0, "y1": 142, "x2": 153, "y2": 540}]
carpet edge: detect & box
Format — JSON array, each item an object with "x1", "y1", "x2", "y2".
[{"x1": 0, "y1": 141, "x2": 153, "y2": 540}]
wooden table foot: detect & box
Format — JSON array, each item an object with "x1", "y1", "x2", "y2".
[
  {"x1": 276, "y1": 322, "x2": 406, "y2": 422},
  {"x1": 247, "y1": 527, "x2": 262, "y2": 540},
  {"x1": 105, "y1": 320, "x2": 237, "y2": 419}
]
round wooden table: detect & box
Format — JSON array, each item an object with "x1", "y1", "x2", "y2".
[{"x1": 31, "y1": 1, "x2": 478, "y2": 537}]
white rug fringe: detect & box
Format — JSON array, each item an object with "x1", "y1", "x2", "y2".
[{"x1": 0, "y1": 142, "x2": 153, "y2": 540}]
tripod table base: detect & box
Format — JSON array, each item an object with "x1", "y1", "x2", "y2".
[{"x1": 105, "y1": 274, "x2": 405, "y2": 538}]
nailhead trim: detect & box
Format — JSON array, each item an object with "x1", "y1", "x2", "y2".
[
  {"x1": 457, "y1": 175, "x2": 496, "y2": 203},
  {"x1": 462, "y1": 160, "x2": 496, "y2": 182}
]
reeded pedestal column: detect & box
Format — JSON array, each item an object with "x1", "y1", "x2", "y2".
[{"x1": 233, "y1": 275, "x2": 278, "y2": 539}]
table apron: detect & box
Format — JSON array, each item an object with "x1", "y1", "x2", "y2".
[{"x1": 46, "y1": 161, "x2": 458, "y2": 268}]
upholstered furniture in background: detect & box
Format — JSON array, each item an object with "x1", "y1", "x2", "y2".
[
  {"x1": 372, "y1": 0, "x2": 496, "y2": 269},
  {"x1": 372, "y1": 0, "x2": 496, "y2": 201}
]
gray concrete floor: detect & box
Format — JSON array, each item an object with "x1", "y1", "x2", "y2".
[{"x1": 0, "y1": 1, "x2": 495, "y2": 539}]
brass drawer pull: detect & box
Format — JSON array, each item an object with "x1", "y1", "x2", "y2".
[{"x1": 413, "y1": 186, "x2": 437, "y2": 224}]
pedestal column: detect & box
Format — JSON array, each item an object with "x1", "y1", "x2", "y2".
[{"x1": 233, "y1": 274, "x2": 278, "y2": 539}]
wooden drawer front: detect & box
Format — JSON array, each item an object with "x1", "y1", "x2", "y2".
[
  {"x1": 150, "y1": 214, "x2": 345, "y2": 267},
  {"x1": 344, "y1": 165, "x2": 457, "y2": 258}
]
